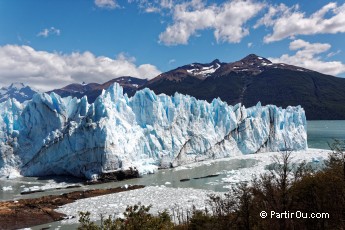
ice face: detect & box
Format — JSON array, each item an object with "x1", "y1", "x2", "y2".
[{"x1": 0, "y1": 83, "x2": 307, "y2": 179}]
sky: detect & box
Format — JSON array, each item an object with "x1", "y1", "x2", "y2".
[{"x1": 0, "y1": 0, "x2": 345, "y2": 91}]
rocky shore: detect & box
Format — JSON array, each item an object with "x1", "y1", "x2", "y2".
[{"x1": 0, "y1": 185, "x2": 144, "y2": 230}]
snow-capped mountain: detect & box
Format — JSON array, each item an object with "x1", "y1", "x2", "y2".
[
  {"x1": 0, "y1": 83, "x2": 307, "y2": 179},
  {"x1": 182, "y1": 59, "x2": 224, "y2": 77},
  {"x1": 144, "y1": 54, "x2": 345, "y2": 120},
  {"x1": 215, "y1": 54, "x2": 312, "y2": 76},
  {"x1": 147, "y1": 59, "x2": 225, "y2": 85},
  {"x1": 145, "y1": 54, "x2": 311, "y2": 85},
  {"x1": 0, "y1": 83, "x2": 38, "y2": 103}
]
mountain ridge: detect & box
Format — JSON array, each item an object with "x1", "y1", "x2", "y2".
[
  {"x1": 2, "y1": 54, "x2": 344, "y2": 120},
  {"x1": 142, "y1": 54, "x2": 345, "y2": 120}
]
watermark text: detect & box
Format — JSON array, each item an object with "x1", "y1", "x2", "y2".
[{"x1": 260, "y1": 211, "x2": 329, "y2": 219}]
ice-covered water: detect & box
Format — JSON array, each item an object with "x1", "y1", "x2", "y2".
[
  {"x1": 0, "y1": 176, "x2": 84, "y2": 201},
  {"x1": 30, "y1": 148, "x2": 330, "y2": 229},
  {"x1": 0, "y1": 158, "x2": 257, "y2": 201}
]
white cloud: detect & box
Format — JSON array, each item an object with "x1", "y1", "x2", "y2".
[
  {"x1": 168, "y1": 59, "x2": 176, "y2": 64},
  {"x1": 145, "y1": 7, "x2": 161, "y2": 13},
  {"x1": 160, "y1": 0, "x2": 175, "y2": 9},
  {"x1": 37, "y1": 27, "x2": 61, "y2": 38},
  {"x1": 256, "y1": 2, "x2": 345, "y2": 43},
  {"x1": 0, "y1": 45, "x2": 161, "y2": 91},
  {"x1": 327, "y1": 50, "x2": 341, "y2": 58},
  {"x1": 126, "y1": 0, "x2": 181, "y2": 15},
  {"x1": 269, "y1": 39, "x2": 345, "y2": 76},
  {"x1": 247, "y1": 42, "x2": 253, "y2": 48},
  {"x1": 159, "y1": 0, "x2": 264, "y2": 45},
  {"x1": 132, "y1": 0, "x2": 177, "y2": 11},
  {"x1": 94, "y1": 0, "x2": 118, "y2": 9}
]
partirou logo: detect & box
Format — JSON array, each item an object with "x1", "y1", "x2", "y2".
[{"x1": 259, "y1": 211, "x2": 330, "y2": 219}]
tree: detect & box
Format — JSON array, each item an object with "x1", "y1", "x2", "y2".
[{"x1": 328, "y1": 139, "x2": 345, "y2": 181}]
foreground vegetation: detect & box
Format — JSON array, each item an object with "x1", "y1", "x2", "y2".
[{"x1": 78, "y1": 141, "x2": 345, "y2": 230}]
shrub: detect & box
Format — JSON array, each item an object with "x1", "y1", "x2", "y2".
[{"x1": 78, "y1": 204, "x2": 173, "y2": 230}]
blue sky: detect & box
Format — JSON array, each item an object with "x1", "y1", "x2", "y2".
[{"x1": 0, "y1": 0, "x2": 344, "y2": 90}]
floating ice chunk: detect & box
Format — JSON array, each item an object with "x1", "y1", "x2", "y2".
[
  {"x1": 122, "y1": 184, "x2": 129, "y2": 189},
  {"x1": 1, "y1": 186, "x2": 13, "y2": 191}
]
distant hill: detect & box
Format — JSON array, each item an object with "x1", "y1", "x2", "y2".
[{"x1": 0, "y1": 83, "x2": 38, "y2": 103}]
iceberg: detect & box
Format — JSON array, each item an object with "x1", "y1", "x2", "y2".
[{"x1": 0, "y1": 83, "x2": 307, "y2": 179}]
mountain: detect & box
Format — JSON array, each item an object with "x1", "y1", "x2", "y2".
[
  {"x1": 0, "y1": 83, "x2": 306, "y2": 179},
  {"x1": 143, "y1": 54, "x2": 345, "y2": 120},
  {"x1": 144, "y1": 59, "x2": 225, "y2": 96},
  {"x1": 0, "y1": 83, "x2": 38, "y2": 103},
  {"x1": 49, "y1": 76, "x2": 147, "y2": 103}
]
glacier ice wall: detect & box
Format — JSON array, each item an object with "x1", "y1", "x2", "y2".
[{"x1": 0, "y1": 83, "x2": 307, "y2": 179}]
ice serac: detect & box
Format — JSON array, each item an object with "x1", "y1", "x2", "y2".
[{"x1": 0, "y1": 83, "x2": 307, "y2": 179}]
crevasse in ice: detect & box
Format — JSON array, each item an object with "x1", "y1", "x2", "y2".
[{"x1": 0, "y1": 83, "x2": 307, "y2": 179}]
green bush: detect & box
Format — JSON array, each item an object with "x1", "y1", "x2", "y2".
[{"x1": 78, "y1": 204, "x2": 173, "y2": 230}]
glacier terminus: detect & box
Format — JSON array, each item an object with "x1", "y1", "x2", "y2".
[{"x1": 0, "y1": 83, "x2": 307, "y2": 180}]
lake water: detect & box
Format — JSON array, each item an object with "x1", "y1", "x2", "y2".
[
  {"x1": 0, "y1": 158, "x2": 258, "y2": 202},
  {"x1": 307, "y1": 120, "x2": 345, "y2": 149}
]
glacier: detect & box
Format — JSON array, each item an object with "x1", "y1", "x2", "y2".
[{"x1": 0, "y1": 83, "x2": 307, "y2": 179}]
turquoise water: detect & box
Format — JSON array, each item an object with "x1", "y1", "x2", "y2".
[{"x1": 307, "y1": 120, "x2": 345, "y2": 149}]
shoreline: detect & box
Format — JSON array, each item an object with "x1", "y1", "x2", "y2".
[{"x1": 0, "y1": 185, "x2": 144, "y2": 230}]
